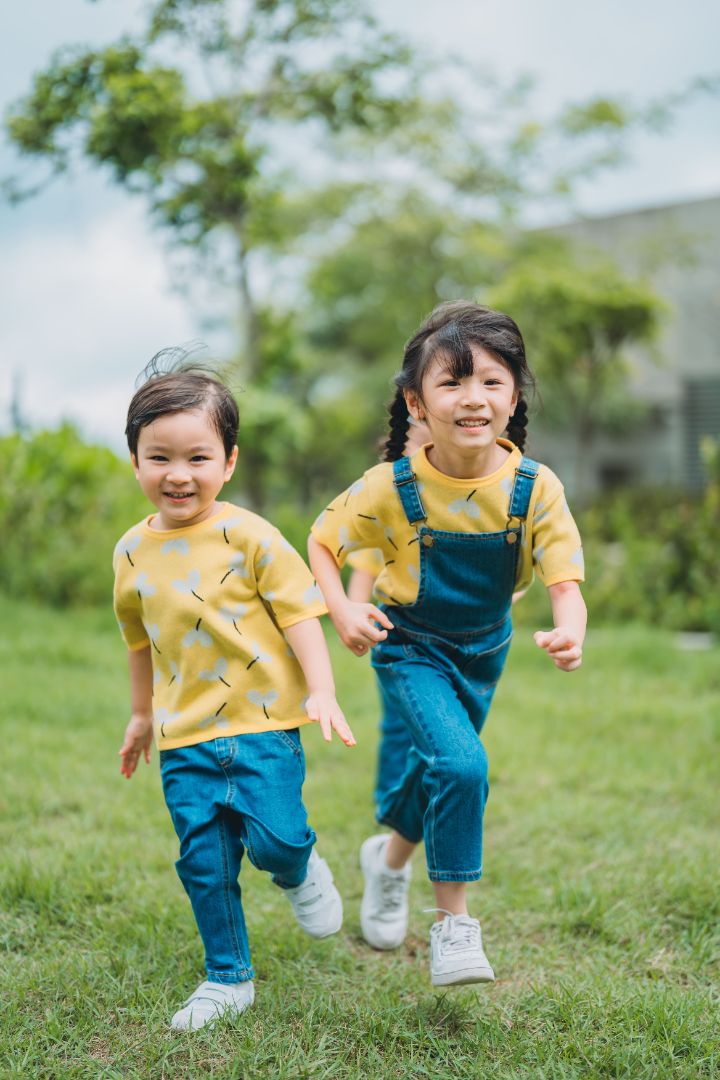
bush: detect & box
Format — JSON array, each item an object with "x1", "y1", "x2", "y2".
[{"x1": 0, "y1": 425, "x2": 147, "y2": 607}]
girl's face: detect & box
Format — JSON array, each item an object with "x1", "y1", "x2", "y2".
[
  {"x1": 132, "y1": 408, "x2": 237, "y2": 530},
  {"x1": 405, "y1": 346, "x2": 517, "y2": 474}
]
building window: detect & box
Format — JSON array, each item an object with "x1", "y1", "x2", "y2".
[{"x1": 683, "y1": 376, "x2": 720, "y2": 491}]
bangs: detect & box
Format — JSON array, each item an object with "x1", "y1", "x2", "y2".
[{"x1": 420, "y1": 326, "x2": 476, "y2": 383}]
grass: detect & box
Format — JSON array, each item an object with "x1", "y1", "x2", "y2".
[{"x1": 0, "y1": 595, "x2": 718, "y2": 1079}]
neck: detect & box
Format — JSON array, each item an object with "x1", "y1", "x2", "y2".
[{"x1": 426, "y1": 441, "x2": 508, "y2": 480}]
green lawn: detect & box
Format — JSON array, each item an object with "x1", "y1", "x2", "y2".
[{"x1": 0, "y1": 596, "x2": 718, "y2": 1079}]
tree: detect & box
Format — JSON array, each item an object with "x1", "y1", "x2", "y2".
[{"x1": 489, "y1": 249, "x2": 665, "y2": 492}]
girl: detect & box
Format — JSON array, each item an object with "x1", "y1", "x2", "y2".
[
  {"x1": 114, "y1": 358, "x2": 354, "y2": 1029},
  {"x1": 309, "y1": 301, "x2": 585, "y2": 987}
]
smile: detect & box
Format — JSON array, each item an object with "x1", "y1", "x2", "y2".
[
  {"x1": 164, "y1": 492, "x2": 194, "y2": 500},
  {"x1": 455, "y1": 419, "x2": 489, "y2": 427}
]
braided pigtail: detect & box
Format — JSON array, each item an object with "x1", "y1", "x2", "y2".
[
  {"x1": 383, "y1": 388, "x2": 411, "y2": 462},
  {"x1": 506, "y1": 395, "x2": 529, "y2": 452}
]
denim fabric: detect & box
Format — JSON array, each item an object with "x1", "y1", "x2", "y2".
[
  {"x1": 370, "y1": 455, "x2": 537, "y2": 881},
  {"x1": 160, "y1": 730, "x2": 316, "y2": 983}
]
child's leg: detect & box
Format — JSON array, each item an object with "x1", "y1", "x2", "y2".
[
  {"x1": 225, "y1": 729, "x2": 342, "y2": 938},
  {"x1": 160, "y1": 741, "x2": 254, "y2": 986}
]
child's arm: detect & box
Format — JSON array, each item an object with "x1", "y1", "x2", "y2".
[
  {"x1": 534, "y1": 581, "x2": 587, "y2": 672},
  {"x1": 284, "y1": 618, "x2": 356, "y2": 746},
  {"x1": 308, "y1": 535, "x2": 394, "y2": 657},
  {"x1": 118, "y1": 645, "x2": 154, "y2": 778}
]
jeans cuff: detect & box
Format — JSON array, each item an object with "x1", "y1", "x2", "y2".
[
  {"x1": 427, "y1": 869, "x2": 483, "y2": 883},
  {"x1": 206, "y1": 966, "x2": 254, "y2": 984},
  {"x1": 376, "y1": 814, "x2": 423, "y2": 845}
]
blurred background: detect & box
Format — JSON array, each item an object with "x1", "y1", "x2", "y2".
[{"x1": 1, "y1": 0, "x2": 719, "y2": 630}]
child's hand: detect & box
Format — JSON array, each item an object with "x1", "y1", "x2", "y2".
[
  {"x1": 534, "y1": 627, "x2": 583, "y2": 671},
  {"x1": 119, "y1": 713, "x2": 154, "y2": 778},
  {"x1": 305, "y1": 691, "x2": 356, "y2": 746},
  {"x1": 331, "y1": 601, "x2": 394, "y2": 656}
]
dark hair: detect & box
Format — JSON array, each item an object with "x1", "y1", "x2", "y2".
[
  {"x1": 125, "y1": 348, "x2": 239, "y2": 459},
  {"x1": 383, "y1": 301, "x2": 535, "y2": 460}
]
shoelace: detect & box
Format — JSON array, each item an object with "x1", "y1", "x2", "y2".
[
  {"x1": 378, "y1": 873, "x2": 407, "y2": 910},
  {"x1": 424, "y1": 907, "x2": 481, "y2": 953}
]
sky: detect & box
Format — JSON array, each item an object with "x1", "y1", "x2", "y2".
[{"x1": 1, "y1": 0, "x2": 719, "y2": 450}]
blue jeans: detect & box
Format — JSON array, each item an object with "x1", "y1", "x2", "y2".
[
  {"x1": 160, "y1": 730, "x2": 316, "y2": 983},
  {"x1": 371, "y1": 618, "x2": 512, "y2": 882}
]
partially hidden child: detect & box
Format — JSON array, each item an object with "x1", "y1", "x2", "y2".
[{"x1": 309, "y1": 301, "x2": 586, "y2": 989}]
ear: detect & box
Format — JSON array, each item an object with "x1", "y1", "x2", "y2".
[
  {"x1": 224, "y1": 445, "x2": 239, "y2": 482},
  {"x1": 130, "y1": 452, "x2": 140, "y2": 478},
  {"x1": 404, "y1": 389, "x2": 425, "y2": 422},
  {"x1": 509, "y1": 389, "x2": 519, "y2": 417}
]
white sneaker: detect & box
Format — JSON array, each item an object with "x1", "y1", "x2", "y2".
[
  {"x1": 429, "y1": 912, "x2": 495, "y2": 987},
  {"x1": 170, "y1": 980, "x2": 255, "y2": 1031},
  {"x1": 360, "y1": 834, "x2": 411, "y2": 950},
  {"x1": 282, "y1": 849, "x2": 343, "y2": 938}
]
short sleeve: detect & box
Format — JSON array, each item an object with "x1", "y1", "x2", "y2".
[
  {"x1": 347, "y1": 548, "x2": 385, "y2": 577},
  {"x1": 112, "y1": 533, "x2": 151, "y2": 650},
  {"x1": 531, "y1": 476, "x2": 584, "y2": 586},
  {"x1": 310, "y1": 473, "x2": 385, "y2": 568},
  {"x1": 253, "y1": 530, "x2": 327, "y2": 629}
]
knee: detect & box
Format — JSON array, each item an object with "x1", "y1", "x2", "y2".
[
  {"x1": 437, "y1": 742, "x2": 488, "y2": 794},
  {"x1": 245, "y1": 821, "x2": 313, "y2": 879}
]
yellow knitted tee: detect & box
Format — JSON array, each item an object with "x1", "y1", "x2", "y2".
[
  {"x1": 113, "y1": 502, "x2": 327, "y2": 749},
  {"x1": 312, "y1": 440, "x2": 584, "y2": 604}
]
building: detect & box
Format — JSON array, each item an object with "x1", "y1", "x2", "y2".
[{"x1": 530, "y1": 194, "x2": 720, "y2": 498}]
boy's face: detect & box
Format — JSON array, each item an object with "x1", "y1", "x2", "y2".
[{"x1": 132, "y1": 409, "x2": 238, "y2": 530}]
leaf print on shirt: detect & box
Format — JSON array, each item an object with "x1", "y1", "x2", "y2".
[
  {"x1": 161, "y1": 538, "x2": 190, "y2": 556},
  {"x1": 247, "y1": 689, "x2": 279, "y2": 720},
  {"x1": 220, "y1": 552, "x2": 248, "y2": 584},
  {"x1": 220, "y1": 603, "x2": 248, "y2": 635},
  {"x1": 246, "y1": 642, "x2": 271, "y2": 670},
  {"x1": 155, "y1": 707, "x2": 181, "y2": 738},
  {"x1": 500, "y1": 476, "x2": 513, "y2": 498},
  {"x1": 533, "y1": 544, "x2": 545, "y2": 574},
  {"x1": 168, "y1": 660, "x2": 182, "y2": 687},
  {"x1": 383, "y1": 526, "x2": 399, "y2": 550},
  {"x1": 199, "y1": 658, "x2": 232, "y2": 688},
  {"x1": 121, "y1": 535, "x2": 141, "y2": 566},
  {"x1": 135, "y1": 572, "x2": 156, "y2": 599},
  {"x1": 173, "y1": 569, "x2": 205, "y2": 602},
  {"x1": 182, "y1": 618, "x2": 213, "y2": 648},
  {"x1": 571, "y1": 548, "x2": 585, "y2": 573},
  {"x1": 448, "y1": 491, "x2": 481, "y2": 519}
]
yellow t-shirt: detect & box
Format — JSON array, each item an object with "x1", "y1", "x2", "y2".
[
  {"x1": 312, "y1": 440, "x2": 584, "y2": 605},
  {"x1": 113, "y1": 502, "x2": 327, "y2": 749},
  {"x1": 346, "y1": 548, "x2": 385, "y2": 578}
]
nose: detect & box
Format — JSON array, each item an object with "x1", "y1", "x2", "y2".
[
  {"x1": 166, "y1": 463, "x2": 192, "y2": 484},
  {"x1": 460, "y1": 380, "x2": 486, "y2": 408}
]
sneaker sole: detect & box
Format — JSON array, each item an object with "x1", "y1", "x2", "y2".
[{"x1": 431, "y1": 967, "x2": 495, "y2": 987}]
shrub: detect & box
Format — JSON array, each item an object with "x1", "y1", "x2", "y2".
[{"x1": 0, "y1": 424, "x2": 147, "y2": 607}]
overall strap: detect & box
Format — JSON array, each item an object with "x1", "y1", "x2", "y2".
[
  {"x1": 508, "y1": 457, "x2": 540, "y2": 522},
  {"x1": 392, "y1": 457, "x2": 427, "y2": 526}
]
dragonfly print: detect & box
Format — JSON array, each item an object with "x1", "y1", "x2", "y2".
[
  {"x1": 199, "y1": 701, "x2": 230, "y2": 729},
  {"x1": 172, "y1": 569, "x2": 205, "y2": 602},
  {"x1": 214, "y1": 517, "x2": 244, "y2": 545},
  {"x1": 220, "y1": 552, "x2": 248, "y2": 584},
  {"x1": 161, "y1": 538, "x2": 190, "y2": 556},
  {"x1": 448, "y1": 490, "x2": 481, "y2": 519},
  {"x1": 246, "y1": 642, "x2": 271, "y2": 670},
  {"x1": 120, "y1": 535, "x2": 141, "y2": 566},
  {"x1": 247, "y1": 689, "x2": 279, "y2": 720},
  {"x1": 199, "y1": 658, "x2": 232, "y2": 688},
  {"x1": 182, "y1": 618, "x2": 213, "y2": 648},
  {"x1": 220, "y1": 603, "x2": 248, "y2": 635}
]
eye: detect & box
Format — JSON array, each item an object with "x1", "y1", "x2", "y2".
[
  {"x1": 149, "y1": 455, "x2": 168, "y2": 462},
  {"x1": 190, "y1": 455, "x2": 209, "y2": 463},
  {"x1": 440, "y1": 378, "x2": 459, "y2": 388}
]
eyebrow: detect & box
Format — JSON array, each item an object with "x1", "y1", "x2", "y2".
[{"x1": 143, "y1": 444, "x2": 216, "y2": 452}]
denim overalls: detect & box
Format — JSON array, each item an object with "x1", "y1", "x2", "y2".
[{"x1": 371, "y1": 454, "x2": 539, "y2": 882}]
